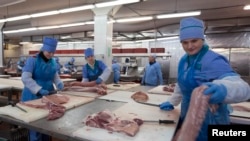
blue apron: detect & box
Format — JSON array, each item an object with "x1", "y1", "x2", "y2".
[
  {"x1": 86, "y1": 61, "x2": 103, "y2": 81},
  {"x1": 21, "y1": 55, "x2": 56, "y2": 101},
  {"x1": 177, "y1": 45, "x2": 230, "y2": 141},
  {"x1": 21, "y1": 55, "x2": 56, "y2": 141}
]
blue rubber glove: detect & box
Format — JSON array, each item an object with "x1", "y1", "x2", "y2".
[
  {"x1": 38, "y1": 89, "x2": 49, "y2": 96},
  {"x1": 95, "y1": 78, "x2": 102, "y2": 84},
  {"x1": 57, "y1": 82, "x2": 64, "y2": 90},
  {"x1": 159, "y1": 101, "x2": 174, "y2": 111},
  {"x1": 203, "y1": 82, "x2": 227, "y2": 104}
]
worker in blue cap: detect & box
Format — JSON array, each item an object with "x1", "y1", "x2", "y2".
[
  {"x1": 21, "y1": 37, "x2": 64, "y2": 141},
  {"x1": 82, "y1": 48, "x2": 111, "y2": 84},
  {"x1": 63, "y1": 57, "x2": 77, "y2": 74},
  {"x1": 54, "y1": 56, "x2": 62, "y2": 74},
  {"x1": 16, "y1": 56, "x2": 26, "y2": 73},
  {"x1": 141, "y1": 55, "x2": 163, "y2": 86},
  {"x1": 112, "y1": 59, "x2": 121, "y2": 84},
  {"x1": 160, "y1": 17, "x2": 250, "y2": 141}
]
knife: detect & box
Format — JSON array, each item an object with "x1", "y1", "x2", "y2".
[
  {"x1": 135, "y1": 101, "x2": 160, "y2": 107},
  {"x1": 143, "y1": 119, "x2": 175, "y2": 124},
  {"x1": 9, "y1": 101, "x2": 27, "y2": 113},
  {"x1": 48, "y1": 90, "x2": 58, "y2": 95}
]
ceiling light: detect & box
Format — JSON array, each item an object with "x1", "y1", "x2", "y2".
[
  {"x1": 31, "y1": 10, "x2": 60, "y2": 18},
  {"x1": 59, "y1": 22, "x2": 85, "y2": 28},
  {"x1": 156, "y1": 11, "x2": 201, "y2": 19},
  {"x1": 116, "y1": 16, "x2": 153, "y2": 23},
  {"x1": 157, "y1": 36, "x2": 179, "y2": 41},
  {"x1": 18, "y1": 28, "x2": 37, "y2": 32},
  {"x1": 135, "y1": 39, "x2": 156, "y2": 42},
  {"x1": 95, "y1": 0, "x2": 140, "y2": 8},
  {"x1": 37, "y1": 25, "x2": 60, "y2": 30},
  {"x1": 0, "y1": 19, "x2": 6, "y2": 23},
  {"x1": 59, "y1": 5, "x2": 95, "y2": 13},
  {"x1": 6, "y1": 15, "x2": 31, "y2": 21},
  {"x1": 243, "y1": 5, "x2": 250, "y2": 10},
  {"x1": 85, "y1": 21, "x2": 94, "y2": 24}
]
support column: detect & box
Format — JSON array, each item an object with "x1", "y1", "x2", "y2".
[
  {"x1": 0, "y1": 23, "x2": 5, "y2": 67},
  {"x1": 92, "y1": 6, "x2": 120, "y2": 66}
]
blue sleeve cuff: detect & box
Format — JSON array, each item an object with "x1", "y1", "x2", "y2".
[{"x1": 95, "y1": 78, "x2": 103, "y2": 84}]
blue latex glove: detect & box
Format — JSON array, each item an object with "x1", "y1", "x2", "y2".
[
  {"x1": 38, "y1": 89, "x2": 49, "y2": 96},
  {"x1": 95, "y1": 78, "x2": 102, "y2": 84},
  {"x1": 159, "y1": 101, "x2": 174, "y2": 111},
  {"x1": 203, "y1": 82, "x2": 227, "y2": 104},
  {"x1": 57, "y1": 82, "x2": 64, "y2": 90}
]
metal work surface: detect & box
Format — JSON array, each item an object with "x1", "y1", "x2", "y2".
[{"x1": 0, "y1": 99, "x2": 125, "y2": 141}]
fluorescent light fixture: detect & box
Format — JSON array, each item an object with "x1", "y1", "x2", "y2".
[
  {"x1": 6, "y1": 15, "x2": 31, "y2": 21},
  {"x1": 18, "y1": 28, "x2": 37, "y2": 32},
  {"x1": 0, "y1": 19, "x2": 6, "y2": 23},
  {"x1": 85, "y1": 21, "x2": 94, "y2": 24},
  {"x1": 135, "y1": 39, "x2": 156, "y2": 42},
  {"x1": 157, "y1": 36, "x2": 179, "y2": 41},
  {"x1": 95, "y1": 0, "x2": 140, "y2": 8},
  {"x1": 3, "y1": 27, "x2": 37, "y2": 34},
  {"x1": 59, "y1": 22, "x2": 85, "y2": 28},
  {"x1": 38, "y1": 26, "x2": 60, "y2": 30},
  {"x1": 59, "y1": 5, "x2": 95, "y2": 13},
  {"x1": 116, "y1": 16, "x2": 153, "y2": 23},
  {"x1": 114, "y1": 41, "x2": 135, "y2": 44},
  {"x1": 156, "y1": 11, "x2": 201, "y2": 19},
  {"x1": 31, "y1": 10, "x2": 60, "y2": 18},
  {"x1": 3, "y1": 30, "x2": 19, "y2": 34},
  {"x1": 243, "y1": 5, "x2": 250, "y2": 10}
]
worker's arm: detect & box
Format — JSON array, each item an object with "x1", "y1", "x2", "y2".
[
  {"x1": 168, "y1": 83, "x2": 183, "y2": 106},
  {"x1": 21, "y1": 57, "x2": 41, "y2": 94},
  {"x1": 212, "y1": 74, "x2": 250, "y2": 103},
  {"x1": 96, "y1": 61, "x2": 111, "y2": 84}
]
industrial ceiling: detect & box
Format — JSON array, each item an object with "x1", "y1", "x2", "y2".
[{"x1": 1, "y1": 0, "x2": 250, "y2": 44}]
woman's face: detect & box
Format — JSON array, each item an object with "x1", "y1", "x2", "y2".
[
  {"x1": 43, "y1": 51, "x2": 54, "y2": 59},
  {"x1": 181, "y1": 39, "x2": 204, "y2": 55},
  {"x1": 86, "y1": 55, "x2": 95, "y2": 64}
]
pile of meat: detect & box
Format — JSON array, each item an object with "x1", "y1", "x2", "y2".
[
  {"x1": 64, "y1": 83, "x2": 107, "y2": 95},
  {"x1": 232, "y1": 105, "x2": 250, "y2": 112},
  {"x1": 20, "y1": 94, "x2": 69, "y2": 120},
  {"x1": 131, "y1": 91, "x2": 149, "y2": 102},
  {"x1": 163, "y1": 83, "x2": 175, "y2": 92},
  {"x1": 84, "y1": 110, "x2": 143, "y2": 137}
]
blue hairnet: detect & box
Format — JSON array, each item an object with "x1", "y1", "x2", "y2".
[
  {"x1": 41, "y1": 37, "x2": 58, "y2": 53},
  {"x1": 84, "y1": 48, "x2": 94, "y2": 58},
  {"x1": 179, "y1": 17, "x2": 205, "y2": 41}
]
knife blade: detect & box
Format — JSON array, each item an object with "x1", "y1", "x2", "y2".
[
  {"x1": 9, "y1": 101, "x2": 27, "y2": 113},
  {"x1": 143, "y1": 119, "x2": 175, "y2": 124},
  {"x1": 48, "y1": 90, "x2": 57, "y2": 95},
  {"x1": 135, "y1": 101, "x2": 160, "y2": 107}
]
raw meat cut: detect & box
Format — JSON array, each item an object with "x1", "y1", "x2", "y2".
[
  {"x1": 131, "y1": 91, "x2": 149, "y2": 102},
  {"x1": 173, "y1": 85, "x2": 211, "y2": 141},
  {"x1": 84, "y1": 110, "x2": 142, "y2": 137}
]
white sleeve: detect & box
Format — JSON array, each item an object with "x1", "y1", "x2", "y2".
[
  {"x1": 21, "y1": 72, "x2": 41, "y2": 94},
  {"x1": 99, "y1": 67, "x2": 111, "y2": 82},
  {"x1": 53, "y1": 73, "x2": 63, "y2": 86},
  {"x1": 168, "y1": 83, "x2": 183, "y2": 106},
  {"x1": 212, "y1": 75, "x2": 250, "y2": 103}
]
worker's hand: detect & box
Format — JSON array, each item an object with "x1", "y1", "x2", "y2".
[
  {"x1": 57, "y1": 82, "x2": 64, "y2": 91},
  {"x1": 38, "y1": 89, "x2": 49, "y2": 96},
  {"x1": 159, "y1": 101, "x2": 174, "y2": 111},
  {"x1": 203, "y1": 82, "x2": 227, "y2": 104}
]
